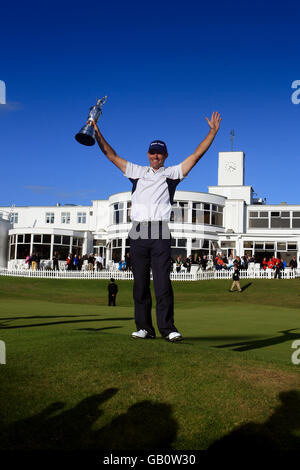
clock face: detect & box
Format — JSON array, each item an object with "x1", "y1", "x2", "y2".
[{"x1": 225, "y1": 161, "x2": 237, "y2": 172}]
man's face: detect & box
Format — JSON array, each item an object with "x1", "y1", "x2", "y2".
[{"x1": 147, "y1": 150, "x2": 168, "y2": 170}]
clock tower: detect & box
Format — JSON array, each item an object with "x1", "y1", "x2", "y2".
[{"x1": 218, "y1": 151, "x2": 244, "y2": 186}]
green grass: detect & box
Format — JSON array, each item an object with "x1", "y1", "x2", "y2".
[{"x1": 0, "y1": 276, "x2": 300, "y2": 450}]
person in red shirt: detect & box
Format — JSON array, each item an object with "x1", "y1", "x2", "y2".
[{"x1": 262, "y1": 257, "x2": 267, "y2": 270}]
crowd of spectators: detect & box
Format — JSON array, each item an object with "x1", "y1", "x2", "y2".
[{"x1": 171, "y1": 253, "x2": 298, "y2": 274}]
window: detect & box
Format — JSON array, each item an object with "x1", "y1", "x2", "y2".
[
  {"x1": 249, "y1": 211, "x2": 269, "y2": 228},
  {"x1": 271, "y1": 211, "x2": 290, "y2": 228},
  {"x1": 244, "y1": 241, "x2": 253, "y2": 248},
  {"x1": 10, "y1": 213, "x2": 18, "y2": 223},
  {"x1": 46, "y1": 212, "x2": 54, "y2": 224},
  {"x1": 277, "y1": 242, "x2": 286, "y2": 251},
  {"x1": 171, "y1": 201, "x2": 188, "y2": 223},
  {"x1": 127, "y1": 201, "x2": 131, "y2": 223},
  {"x1": 61, "y1": 212, "x2": 70, "y2": 224},
  {"x1": 192, "y1": 203, "x2": 204, "y2": 224},
  {"x1": 292, "y1": 211, "x2": 300, "y2": 228},
  {"x1": 112, "y1": 203, "x2": 124, "y2": 225},
  {"x1": 77, "y1": 212, "x2": 86, "y2": 224}
]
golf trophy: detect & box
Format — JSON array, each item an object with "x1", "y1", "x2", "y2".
[{"x1": 75, "y1": 96, "x2": 107, "y2": 146}]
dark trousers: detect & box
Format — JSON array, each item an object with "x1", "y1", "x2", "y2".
[
  {"x1": 130, "y1": 235, "x2": 178, "y2": 337},
  {"x1": 108, "y1": 294, "x2": 116, "y2": 306}
]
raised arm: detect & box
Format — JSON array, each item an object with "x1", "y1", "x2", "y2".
[
  {"x1": 181, "y1": 112, "x2": 221, "y2": 177},
  {"x1": 90, "y1": 120, "x2": 127, "y2": 174}
]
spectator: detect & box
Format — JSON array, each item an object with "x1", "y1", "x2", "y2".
[
  {"x1": 274, "y1": 258, "x2": 282, "y2": 279},
  {"x1": 184, "y1": 255, "x2": 193, "y2": 273},
  {"x1": 78, "y1": 255, "x2": 83, "y2": 271},
  {"x1": 66, "y1": 253, "x2": 73, "y2": 271},
  {"x1": 108, "y1": 278, "x2": 118, "y2": 306},
  {"x1": 73, "y1": 254, "x2": 79, "y2": 270},
  {"x1": 201, "y1": 255, "x2": 208, "y2": 271},
  {"x1": 52, "y1": 251, "x2": 59, "y2": 271},
  {"x1": 289, "y1": 256, "x2": 297, "y2": 270},
  {"x1": 125, "y1": 252, "x2": 131, "y2": 271},
  {"x1": 267, "y1": 258, "x2": 274, "y2": 270},
  {"x1": 95, "y1": 254, "x2": 103, "y2": 271},
  {"x1": 119, "y1": 259, "x2": 126, "y2": 271},
  {"x1": 88, "y1": 253, "x2": 95, "y2": 271},
  {"x1": 281, "y1": 258, "x2": 287, "y2": 269},
  {"x1": 175, "y1": 256, "x2": 182, "y2": 273},
  {"x1": 25, "y1": 254, "x2": 31, "y2": 269},
  {"x1": 262, "y1": 257, "x2": 268, "y2": 270},
  {"x1": 31, "y1": 253, "x2": 37, "y2": 271}
]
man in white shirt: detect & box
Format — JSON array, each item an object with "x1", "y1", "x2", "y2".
[
  {"x1": 90, "y1": 112, "x2": 221, "y2": 341},
  {"x1": 95, "y1": 254, "x2": 103, "y2": 271}
]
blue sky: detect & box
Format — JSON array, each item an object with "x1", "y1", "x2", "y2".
[{"x1": 1, "y1": 0, "x2": 299, "y2": 207}]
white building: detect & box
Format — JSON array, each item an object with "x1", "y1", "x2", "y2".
[{"x1": 0, "y1": 151, "x2": 299, "y2": 269}]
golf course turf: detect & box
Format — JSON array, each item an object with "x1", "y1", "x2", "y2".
[{"x1": 0, "y1": 276, "x2": 299, "y2": 450}]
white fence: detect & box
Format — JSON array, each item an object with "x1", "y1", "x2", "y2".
[{"x1": 0, "y1": 267, "x2": 299, "y2": 281}]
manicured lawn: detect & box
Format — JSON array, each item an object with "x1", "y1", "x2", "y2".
[{"x1": 0, "y1": 276, "x2": 300, "y2": 450}]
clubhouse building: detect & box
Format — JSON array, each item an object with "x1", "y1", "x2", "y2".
[{"x1": 0, "y1": 151, "x2": 299, "y2": 269}]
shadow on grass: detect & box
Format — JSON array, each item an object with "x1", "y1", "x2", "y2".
[
  {"x1": 0, "y1": 317, "x2": 134, "y2": 330},
  {"x1": 208, "y1": 390, "x2": 300, "y2": 450},
  {"x1": 241, "y1": 282, "x2": 252, "y2": 292},
  {"x1": 77, "y1": 327, "x2": 122, "y2": 332},
  {"x1": 0, "y1": 390, "x2": 178, "y2": 450},
  {"x1": 215, "y1": 328, "x2": 300, "y2": 352}
]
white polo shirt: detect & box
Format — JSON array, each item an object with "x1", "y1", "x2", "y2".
[{"x1": 125, "y1": 162, "x2": 184, "y2": 222}]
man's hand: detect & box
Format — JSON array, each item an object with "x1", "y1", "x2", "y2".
[
  {"x1": 205, "y1": 111, "x2": 221, "y2": 134},
  {"x1": 181, "y1": 111, "x2": 222, "y2": 177}
]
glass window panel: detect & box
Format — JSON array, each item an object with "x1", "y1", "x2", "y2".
[
  {"x1": 244, "y1": 241, "x2": 253, "y2": 248},
  {"x1": 259, "y1": 212, "x2": 268, "y2": 217},
  {"x1": 292, "y1": 212, "x2": 300, "y2": 217},
  {"x1": 62, "y1": 236, "x2": 70, "y2": 245},
  {"x1": 281, "y1": 212, "x2": 290, "y2": 217},
  {"x1": 17, "y1": 234, "x2": 24, "y2": 243},
  {"x1": 249, "y1": 212, "x2": 258, "y2": 217},
  {"x1": 292, "y1": 219, "x2": 300, "y2": 228},
  {"x1": 17, "y1": 244, "x2": 30, "y2": 259},
  {"x1": 32, "y1": 244, "x2": 51, "y2": 259},
  {"x1": 288, "y1": 243, "x2": 297, "y2": 250},
  {"x1": 9, "y1": 244, "x2": 16, "y2": 259},
  {"x1": 192, "y1": 202, "x2": 201, "y2": 210},
  {"x1": 204, "y1": 203, "x2": 210, "y2": 210},
  {"x1": 34, "y1": 234, "x2": 42, "y2": 243},
  {"x1": 191, "y1": 239, "x2": 201, "y2": 248},
  {"x1": 202, "y1": 240, "x2": 209, "y2": 249},
  {"x1": 178, "y1": 239, "x2": 187, "y2": 247},
  {"x1": 265, "y1": 243, "x2": 274, "y2": 249},
  {"x1": 54, "y1": 235, "x2": 62, "y2": 244},
  {"x1": 271, "y1": 218, "x2": 290, "y2": 228},
  {"x1": 271, "y1": 212, "x2": 280, "y2": 217},
  {"x1": 249, "y1": 219, "x2": 269, "y2": 228},
  {"x1": 25, "y1": 234, "x2": 31, "y2": 243},
  {"x1": 204, "y1": 211, "x2": 210, "y2": 224},
  {"x1": 43, "y1": 234, "x2": 51, "y2": 244},
  {"x1": 277, "y1": 243, "x2": 286, "y2": 250},
  {"x1": 255, "y1": 243, "x2": 264, "y2": 249}
]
